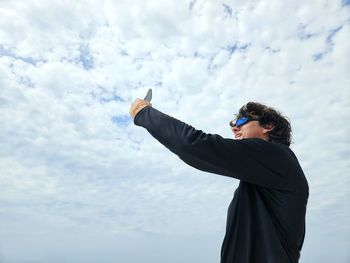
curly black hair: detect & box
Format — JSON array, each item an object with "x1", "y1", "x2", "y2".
[{"x1": 233, "y1": 102, "x2": 292, "y2": 146}]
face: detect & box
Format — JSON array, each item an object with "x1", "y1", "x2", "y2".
[{"x1": 231, "y1": 119, "x2": 273, "y2": 141}]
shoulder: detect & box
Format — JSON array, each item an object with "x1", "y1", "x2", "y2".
[
  {"x1": 247, "y1": 139, "x2": 308, "y2": 188},
  {"x1": 240, "y1": 138, "x2": 302, "y2": 171},
  {"x1": 238, "y1": 138, "x2": 290, "y2": 155}
]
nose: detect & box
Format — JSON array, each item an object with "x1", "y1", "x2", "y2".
[{"x1": 232, "y1": 125, "x2": 240, "y2": 134}]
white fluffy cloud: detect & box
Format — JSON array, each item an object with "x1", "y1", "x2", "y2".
[{"x1": 0, "y1": 1, "x2": 349, "y2": 263}]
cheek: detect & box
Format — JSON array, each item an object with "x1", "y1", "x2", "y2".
[
  {"x1": 244, "y1": 129, "x2": 256, "y2": 137},
  {"x1": 242, "y1": 126, "x2": 263, "y2": 137}
]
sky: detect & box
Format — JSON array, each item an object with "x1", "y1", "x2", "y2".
[{"x1": 0, "y1": 0, "x2": 349, "y2": 262}]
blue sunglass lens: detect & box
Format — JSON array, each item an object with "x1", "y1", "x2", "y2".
[{"x1": 235, "y1": 117, "x2": 250, "y2": 127}]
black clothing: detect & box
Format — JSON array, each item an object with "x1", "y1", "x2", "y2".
[{"x1": 134, "y1": 106, "x2": 309, "y2": 263}]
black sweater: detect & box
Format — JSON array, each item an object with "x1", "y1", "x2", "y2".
[{"x1": 134, "y1": 106, "x2": 309, "y2": 263}]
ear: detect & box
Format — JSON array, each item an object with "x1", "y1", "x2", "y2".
[{"x1": 262, "y1": 124, "x2": 274, "y2": 134}]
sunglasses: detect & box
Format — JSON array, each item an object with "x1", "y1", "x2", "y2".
[{"x1": 229, "y1": 116, "x2": 259, "y2": 128}]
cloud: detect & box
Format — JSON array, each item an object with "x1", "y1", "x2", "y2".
[{"x1": 0, "y1": 0, "x2": 349, "y2": 262}]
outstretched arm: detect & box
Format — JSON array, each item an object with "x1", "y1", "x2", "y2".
[{"x1": 132, "y1": 105, "x2": 292, "y2": 189}]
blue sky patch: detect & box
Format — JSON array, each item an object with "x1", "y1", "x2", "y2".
[
  {"x1": 100, "y1": 94, "x2": 125, "y2": 104},
  {"x1": 264, "y1": 46, "x2": 280, "y2": 53},
  {"x1": 222, "y1": 4, "x2": 233, "y2": 18},
  {"x1": 18, "y1": 76, "x2": 35, "y2": 88},
  {"x1": 111, "y1": 115, "x2": 131, "y2": 126},
  {"x1": 312, "y1": 25, "x2": 343, "y2": 61},
  {"x1": 79, "y1": 44, "x2": 94, "y2": 70},
  {"x1": 326, "y1": 25, "x2": 343, "y2": 44},
  {"x1": 312, "y1": 53, "x2": 323, "y2": 61},
  {"x1": 91, "y1": 86, "x2": 126, "y2": 104},
  {"x1": 189, "y1": 0, "x2": 197, "y2": 10},
  {"x1": 342, "y1": 0, "x2": 350, "y2": 6},
  {"x1": 226, "y1": 43, "x2": 250, "y2": 55},
  {"x1": 297, "y1": 24, "x2": 318, "y2": 40},
  {"x1": 0, "y1": 45, "x2": 43, "y2": 66}
]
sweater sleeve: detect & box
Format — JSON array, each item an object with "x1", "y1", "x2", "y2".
[{"x1": 134, "y1": 106, "x2": 294, "y2": 189}]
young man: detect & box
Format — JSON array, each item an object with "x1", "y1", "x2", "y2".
[{"x1": 129, "y1": 99, "x2": 309, "y2": 263}]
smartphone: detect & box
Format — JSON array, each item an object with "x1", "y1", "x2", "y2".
[{"x1": 144, "y1": 88, "x2": 152, "y2": 102}]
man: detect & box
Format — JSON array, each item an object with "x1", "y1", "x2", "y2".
[{"x1": 129, "y1": 99, "x2": 309, "y2": 263}]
